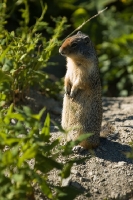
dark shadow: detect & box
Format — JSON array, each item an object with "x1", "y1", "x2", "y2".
[
  {"x1": 50, "y1": 125, "x2": 60, "y2": 132},
  {"x1": 102, "y1": 97, "x2": 123, "y2": 108},
  {"x1": 126, "y1": 115, "x2": 133, "y2": 120},
  {"x1": 95, "y1": 137, "x2": 133, "y2": 164},
  {"x1": 121, "y1": 125, "x2": 133, "y2": 129}
]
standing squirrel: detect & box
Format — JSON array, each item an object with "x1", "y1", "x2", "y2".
[{"x1": 59, "y1": 31, "x2": 102, "y2": 151}]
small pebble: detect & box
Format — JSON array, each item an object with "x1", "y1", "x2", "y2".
[
  {"x1": 71, "y1": 181, "x2": 82, "y2": 189},
  {"x1": 62, "y1": 176, "x2": 71, "y2": 186}
]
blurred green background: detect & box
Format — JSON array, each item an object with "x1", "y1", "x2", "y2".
[{"x1": 4, "y1": 0, "x2": 133, "y2": 97}]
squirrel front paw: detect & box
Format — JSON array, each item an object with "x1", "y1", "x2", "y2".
[
  {"x1": 69, "y1": 88, "x2": 78, "y2": 98},
  {"x1": 65, "y1": 84, "x2": 78, "y2": 98},
  {"x1": 65, "y1": 84, "x2": 71, "y2": 95}
]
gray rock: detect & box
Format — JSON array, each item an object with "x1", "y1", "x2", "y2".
[
  {"x1": 62, "y1": 176, "x2": 71, "y2": 186},
  {"x1": 117, "y1": 161, "x2": 127, "y2": 166},
  {"x1": 71, "y1": 181, "x2": 82, "y2": 189}
]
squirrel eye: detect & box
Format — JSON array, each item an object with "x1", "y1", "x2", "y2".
[
  {"x1": 84, "y1": 36, "x2": 90, "y2": 44},
  {"x1": 71, "y1": 42, "x2": 77, "y2": 48}
]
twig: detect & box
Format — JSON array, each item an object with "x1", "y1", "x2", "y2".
[{"x1": 63, "y1": 7, "x2": 108, "y2": 41}]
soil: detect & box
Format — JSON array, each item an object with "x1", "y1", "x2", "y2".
[{"x1": 26, "y1": 91, "x2": 133, "y2": 200}]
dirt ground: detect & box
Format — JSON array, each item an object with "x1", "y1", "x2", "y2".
[{"x1": 27, "y1": 91, "x2": 133, "y2": 200}]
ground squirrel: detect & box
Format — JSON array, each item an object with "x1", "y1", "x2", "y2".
[{"x1": 59, "y1": 31, "x2": 102, "y2": 150}]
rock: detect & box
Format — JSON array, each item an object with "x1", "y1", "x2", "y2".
[
  {"x1": 88, "y1": 171, "x2": 93, "y2": 176},
  {"x1": 11, "y1": 118, "x2": 17, "y2": 124},
  {"x1": 93, "y1": 188, "x2": 99, "y2": 193},
  {"x1": 71, "y1": 168, "x2": 78, "y2": 174},
  {"x1": 71, "y1": 181, "x2": 82, "y2": 189},
  {"x1": 62, "y1": 176, "x2": 71, "y2": 186},
  {"x1": 117, "y1": 161, "x2": 127, "y2": 166},
  {"x1": 111, "y1": 191, "x2": 119, "y2": 199}
]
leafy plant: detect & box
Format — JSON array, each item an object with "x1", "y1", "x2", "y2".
[
  {"x1": 3, "y1": 0, "x2": 133, "y2": 97},
  {"x1": 0, "y1": 1, "x2": 89, "y2": 199},
  {"x1": 97, "y1": 3, "x2": 133, "y2": 96},
  {"x1": 0, "y1": 104, "x2": 89, "y2": 200},
  {"x1": 0, "y1": 0, "x2": 68, "y2": 104}
]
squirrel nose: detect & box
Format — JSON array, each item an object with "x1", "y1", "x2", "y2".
[
  {"x1": 59, "y1": 47, "x2": 65, "y2": 55},
  {"x1": 59, "y1": 47, "x2": 62, "y2": 54}
]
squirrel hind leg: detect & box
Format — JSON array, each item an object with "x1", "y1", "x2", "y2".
[
  {"x1": 72, "y1": 140, "x2": 99, "y2": 154},
  {"x1": 72, "y1": 145, "x2": 87, "y2": 154}
]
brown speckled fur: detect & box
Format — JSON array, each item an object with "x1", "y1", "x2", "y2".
[{"x1": 59, "y1": 31, "x2": 103, "y2": 149}]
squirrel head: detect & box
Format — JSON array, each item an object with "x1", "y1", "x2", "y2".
[{"x1": 59, "y1": 31, "x2": 96, "y2": 60}]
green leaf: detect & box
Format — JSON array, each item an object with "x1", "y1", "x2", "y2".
[
  {"x1": 22, "y1": 106, "x2": 32, "y2": 116},
  {"x1": 4, "y1": 104, "x2": 25, "y2": 124},
  {"x1": 2, "y1": 64, "x2": 11, "y2": 72},
  {"x1": 8, "y1": 113, "x2": 25, "y2": 121},
  {"x1": 19, "y1": 53, "x2": 27, "y2": 61},
  {"x1": 41, "y1": 139, "x2": 60, "y2": 154},
  {"x1": 31, "y1": 107, "x2": 46, "y2": 120},
  {"x1": 18, "y1": 144, "x2": 37, "y2": 167},
  {"x1": 4, "y1": 138, "x2": 21, "y2": 146},
  {"x1": 4, "y1": 104, "x2": 14, "y2": 124},
  {"x1": 41, "y1": 179, "x2": 53, "y2": 199},
  {"x1": 12, "y1": 174, "x2": 24, "y2": 183},
  {"x1": 40, "y1": 113, "x2": 50, "y2": 141},
  {"x1": 61, "y1": 162, "x2": 73, "y2": 179},
  {"x1": 55, "y1": 186, "x2": 84, "y2": 200},
  {"x1": 0, "y1": 69, "x2": 12, "y2": 84},
  {"x1": 0, "y1": 45, "x2": 10, "y2": 62},
  {"x1": 35, "y1": 155, "x2": 63, "y2": 173}
]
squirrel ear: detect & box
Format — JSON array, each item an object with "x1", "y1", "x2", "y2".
[
  {"x1": 77, "y1": 31, "x2": 82, "y2": 35},
  {"x1": 84, "y1": 36, "x2": 90, "y2": 44}
]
